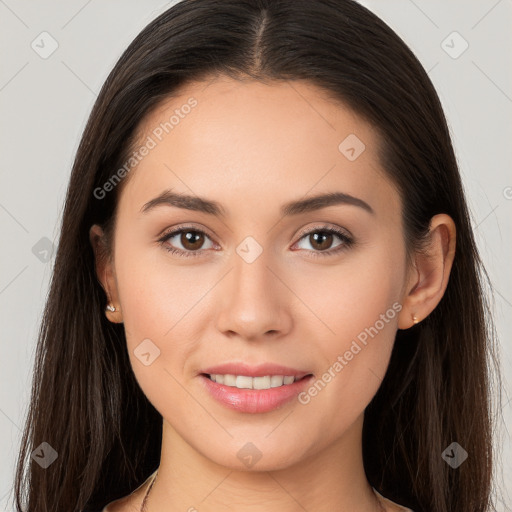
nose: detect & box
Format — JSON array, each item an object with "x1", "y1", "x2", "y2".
[{"x1": 214, "y1": 248, "x2": 293, "y2": 342}]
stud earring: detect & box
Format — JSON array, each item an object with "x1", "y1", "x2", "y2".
[
  {"x1": 106, "y1": 304, "x2": 116, "y2": 312},
  {"x1": 412, "y1": 314, "x2": 419, "y2": 324}
]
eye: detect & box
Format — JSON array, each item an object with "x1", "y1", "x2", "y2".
[
  {"x1": 293, "y1": 225, "x2": 354, "y2": 257},
  {"x1": 158, "y1": 226, "x2": 217, "y2": 258},
  {"x1": 158, "y1": 224, "x2": 354, "y2": 258}
]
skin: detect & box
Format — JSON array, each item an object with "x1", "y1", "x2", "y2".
[{"x1": 90, "y1": 76, "x2": 456, "y2": 512}]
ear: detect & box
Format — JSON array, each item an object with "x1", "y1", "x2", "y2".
[
  {"x1": 89, "y1": 224, "x2": 123, "y2": 323},
  {"x1": 397, "y1": 214, "x2": 456, "y2": 329}
]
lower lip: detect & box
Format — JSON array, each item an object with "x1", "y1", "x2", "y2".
[{"x1": 199, "y1": 374, "x2": 314, "y2": 414}]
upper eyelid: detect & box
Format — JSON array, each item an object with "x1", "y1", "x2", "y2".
[
  {"x1": 295, "y1": 223, "x2": 352, "y2": 240},
  {"x1": 158, "y1": 224, "x2": 217, "y2": 244}
]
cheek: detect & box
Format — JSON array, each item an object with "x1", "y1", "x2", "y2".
[
  {"x1": 112, "y1": 236, "x2": 209, "y2": 397},
  {"x1": 293, "y1": 239, "x2": 405, "y2": 422},
  {"x1": 113, "y1": 226, "x2": 213, "y2": 339},
  {"x1": 294, "y1": 237, "x2": 404, "y2": 346}
]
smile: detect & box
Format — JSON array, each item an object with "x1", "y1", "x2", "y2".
[{"x1": 206, "y1": 374, "x2": 297, "y2": 389}]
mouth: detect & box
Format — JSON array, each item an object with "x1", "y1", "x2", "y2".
[
  {"x1": 198, "y1": 364, "x2": 315, "y2": 413},
  {"x1": 201, "y1": 373, "x2": 312, "y2": 390}
]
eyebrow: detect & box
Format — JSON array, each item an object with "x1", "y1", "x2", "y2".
[{"x1": 140, "y1": 189, "x2": 374, "y2": 217}]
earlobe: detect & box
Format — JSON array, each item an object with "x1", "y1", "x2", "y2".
[
  {"x1": 398, "y1": 214, "x2": 456, "y2": 329},
  {"x1": 89, "y1": 224, "x2": 123, "y2": 323}
]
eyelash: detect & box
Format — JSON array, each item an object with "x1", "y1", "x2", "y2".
[{"x1": 157, "y1": 224, "x2": 354, "y2": 259}]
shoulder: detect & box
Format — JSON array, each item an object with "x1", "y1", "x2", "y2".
[
  {"x1": 82, "y1": 502, "x2": 130, "y2": 512},
  {"x1": 373, "y1": 488, "x2": 414, "y2": 512},
  {"x1": 82, "y1": 487, "x2": 144, "y2": 512},
  {"x1": 99, "y1": 471, "x2": 157, "y2": 512},
  {"x1": 101, "y1": 495, "x2": 140, "y2": 512}
]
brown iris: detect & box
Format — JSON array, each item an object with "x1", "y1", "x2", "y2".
[
  {"x1": 308, "y1": 231, "x2": 335, "y2": 251},
  {"x1": 180, "y1": 230, "x2": 205, "y2": 250}
]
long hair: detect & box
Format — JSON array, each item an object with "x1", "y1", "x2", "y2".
[{"x1": 13, "y1": 1, "x2": 499, "y2": 510}]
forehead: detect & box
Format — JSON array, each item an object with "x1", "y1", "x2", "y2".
[
  {"x1": 136, "y1": 76, "x2": 379, "y2": 159},
  {"x1": 118, "y1": 76, "x2": 398, "y2": 222}
]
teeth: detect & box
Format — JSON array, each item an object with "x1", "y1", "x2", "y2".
[
  {"x1": 223, "y1": 374, "x2": 236, "y2": 386},
  {"x1": 254, "y1": 376, "x2": 271, "y2": 389},
  {"x1": 270, "y1": 375, "x2": 284, "y2": 387},
  {"x1": 236, "y1": 375, "x2": 253, "y2": 389},
  {"x1": 209, "y1": 374, "x2": 297, "y2": 390}
]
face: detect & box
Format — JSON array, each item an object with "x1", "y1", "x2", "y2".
[{"x1": 96, "y1": 77, "x2": 413, "y2": 471}]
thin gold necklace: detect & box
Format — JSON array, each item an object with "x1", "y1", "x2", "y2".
[{"x1": 138, "y1": 470, "x2": 385, "y2": 512}]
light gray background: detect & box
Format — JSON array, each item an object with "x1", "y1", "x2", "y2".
[{"x1": 0, "y1": 0, "x2": 510, "y2": 510}]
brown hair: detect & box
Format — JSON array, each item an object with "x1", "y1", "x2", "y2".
[{"x1": 13, "y1": 1, "x2": 500, "y2": 511}]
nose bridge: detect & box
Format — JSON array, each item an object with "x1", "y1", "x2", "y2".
[
  {"x1": 231, "y1": 236, "x2": 278, "y2": 312},
  {"x1": 215, "y1": 235, "x2": 292, "y2": 339}
]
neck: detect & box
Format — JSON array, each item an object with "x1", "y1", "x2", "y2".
[{"x1": 145, "y1": 414, "x2": 382, "y2": 512}]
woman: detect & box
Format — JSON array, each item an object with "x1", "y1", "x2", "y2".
[{"x1": 13, "y1": 0, "x2": 498, "y2": 511}]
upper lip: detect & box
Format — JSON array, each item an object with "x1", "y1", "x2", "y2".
[{"x1": 201, "y1": 362, "x2": 312, "y2": 380}]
